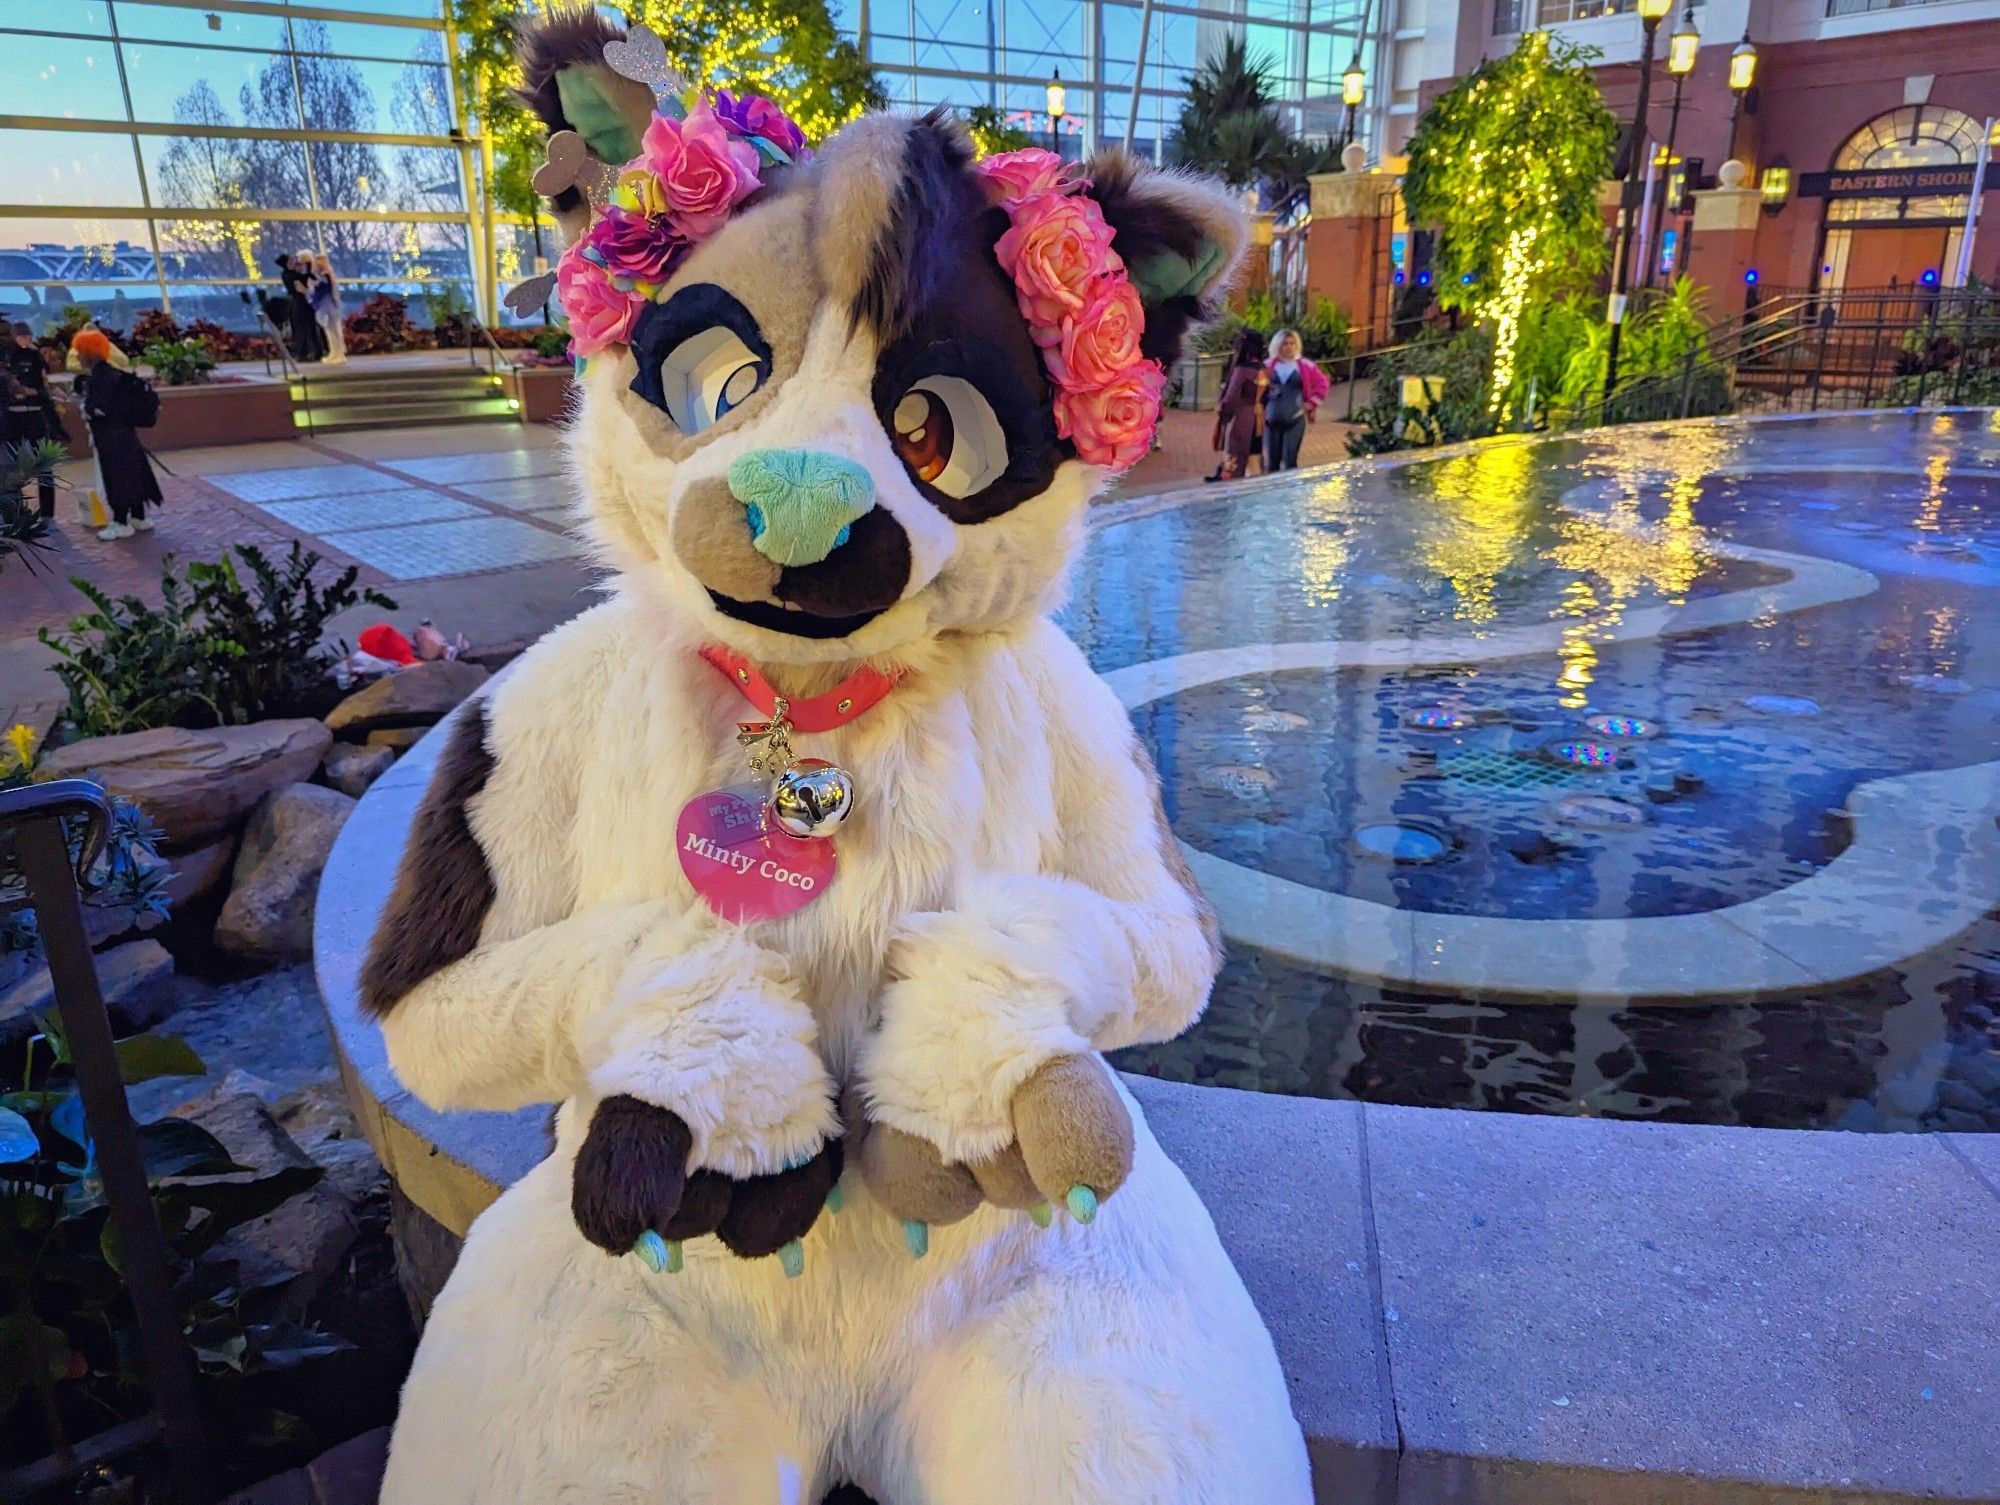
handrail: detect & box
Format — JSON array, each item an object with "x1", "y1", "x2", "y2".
[{"x1": 0, "y1": 781, "x2": 210, "y2": 1503}]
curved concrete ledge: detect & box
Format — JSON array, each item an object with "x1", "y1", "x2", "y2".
[
  {"x1": 1097, "y1": 540, "x2": 1999, "y2": 1003},
  {"x1": 316, "y1": 712, "x2": 2000, "y2": 1504}
]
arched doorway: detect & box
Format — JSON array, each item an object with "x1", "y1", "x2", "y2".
[{"x1": 1816, "y1": 106, "x2": 1987, "y2": 294}]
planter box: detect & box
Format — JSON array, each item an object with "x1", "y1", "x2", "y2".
[
  {"x1": 510, "y1": 366, "x2": 575, "y2": 425},
  {"x1": 53, "y1": 380, "x2": 296, "y2": 458},
  {"x1": 1171, "y1": 353, "x2": 1227, "y2": 411}
]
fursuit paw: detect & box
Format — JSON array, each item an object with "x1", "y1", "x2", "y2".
[
  {"x1": 1009, "y1": 1053, "x2": 1134, "y2": 1225},
  {"x1": 572, "y1": 1094, "x2": 694, "y2": 1257},
  {"x1": 854, "y1": 1115, "x2": 983, "y2": 1260},
  {"x1": 716, "y1": 1137, "x2": 844, "y2": 1272}
]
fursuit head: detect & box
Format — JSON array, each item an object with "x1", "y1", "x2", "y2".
[{"x1": 363, "y1": 9, "x2": 1311, "y2": 1503}]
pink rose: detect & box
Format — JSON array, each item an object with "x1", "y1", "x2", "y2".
[
  {"x1": 1044, "y1": 279, "x2": 1145, "y2": 390},
  {"x1": 1054, "y1": 361, "x2": 1166, "y2": 472},
  {"x1": 976, "y1": 148, "x2": 1072, "y2": 207},
  {"x1": 642, "y1": 104, "x2": 761, "y2": 239},
  {"x1": 993, "y1": 194, "x2": 1122, "y2": 336},
  {"x1": 557, "y1": 250, "x2": 638, "y2": 357},
  {"x1": 586, "y1": 206, "x2": 687, "y2": 285}
]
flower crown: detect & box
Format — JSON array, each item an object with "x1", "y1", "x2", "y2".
[
  {"x1": 504, "y1": 26, "x2": 810, "y2": 358},
  {"x1": 976, "y1": 150, "x2": 1165, "y2": 472}
]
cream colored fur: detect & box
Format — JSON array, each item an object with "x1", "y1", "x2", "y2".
[{"x1": 376, "y1": 113, "x2": 1309, "y2": 1502}]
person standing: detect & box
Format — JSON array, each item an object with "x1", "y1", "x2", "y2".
[
  {"x1": 311, "y1": 252, "x2": 347, "y2": 364},
  {"x1": 1206, "y1": 327, "x2": 1267, "y2": 483},
  {"x1": 69, "y1": 329, "x2": 161, "y2": 541},
  {"x1": 1261, "y1": 328, "x2": 1328, "y2": 474},
  {"x1": 3, "y1": 321, "x2": 60, "y2": 519},
  {"x1": 283, "y1": 250, "x2": 325, "y2": 363}
]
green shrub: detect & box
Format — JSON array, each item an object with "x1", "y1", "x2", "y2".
[
  {"x1": 1346, "y1": 327, "x2": 1496, "y2": 456},
  {"x1": 531, "y1": 326, "x2": 569, "y2": 360},
  {"x1": 1242, "y1": 287, "x2": 1282, "y2": 334},
  {"x1": 37, "y1": 543, "x2": 396, "y2": 738},
  {"x1": 140, "y1": 336, "x2": 216, "y2": 387},
  {"x1": 0, "y1": 439, "x2": 60, "y2": 578},
  {"x1": 1297, "y1": 297, "x2": 1352, "y2": 362}
]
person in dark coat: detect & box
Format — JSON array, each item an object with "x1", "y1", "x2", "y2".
[
  {"x1": 281, "y1": 251, "x2": 325, "y2": 363},
  {"x1": 1206, "y1": 327, "x2": 1267, "y2": 483},
  {"x1": 3, "y1": 321, "x2": 60, "y2": 519},
  {"x1": 70, "y1": 328, "x2": 161, "y2": 540}
]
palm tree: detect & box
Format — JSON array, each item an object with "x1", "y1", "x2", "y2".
[{"x1": 1168, "y1": 38, "x2": 1296, "y2": 192}]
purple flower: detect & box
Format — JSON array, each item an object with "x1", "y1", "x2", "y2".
[
  {"x1": 710, "y1": 90, "x2": 808, "y2": 158},
  {"x1": 586, "y1": 206, "x2": 687, "y2": 285}
]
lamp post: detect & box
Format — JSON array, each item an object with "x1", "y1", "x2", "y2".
[
  {"x1": 1047, "y1": 69, "x2": 1067, "y2": 157},
  {"x1": 1341, "y1": 56, "x2": 1365, "y2": 150},
  {"x1": 1602, "y1": 0, "x2": 1674, "y2": 404},
  {"x1": 1726, "y1": 30, "x2": 1758, "y2": 164},
  {"x1": 1643, "y1": 4, "x2": 1699, "y2": 286}
]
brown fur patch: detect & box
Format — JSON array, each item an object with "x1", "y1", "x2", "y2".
[
  {"x1": 358, "y1": 704, "x2": 496, "y2": 1017},
  {"x1": 571, "y1": 1094, "x2": 693, "y2": 1253},
  {"x1": 671, "y1": 475, "x2": 783, "y2": 601},
  {"x1": 966, "y1": 1140, "x2": 1041, "y2": 1210},
  {"x1": 1011, "y1": 1053, "x2": 1134, "y2": 1203},
  {"x1": 857, "y1": 1120, "x2": 983, "y2": 1225},
  {"x1": 1134, "y1": 740, "x2": 1223, "y2": 970}
]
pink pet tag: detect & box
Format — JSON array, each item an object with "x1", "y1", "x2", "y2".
[{"x1": 676, "y1": 784, "x2": 836, "y2": 923}]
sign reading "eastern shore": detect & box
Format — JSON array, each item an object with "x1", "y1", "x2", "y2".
[{"x1": 1798, "y1": 165, "x2": 1993, "y2": 199}]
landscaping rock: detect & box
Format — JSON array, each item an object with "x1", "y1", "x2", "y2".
[
  {"x1": 363, "y1": 726, "x2": 428, "y2": 754},
  {"x1": 214, "y1": 784, "x2": 355, "y2": 966},
  {"x1": 170, "y1": 1087, "x2": 358, "y2": 1302},
  {"x1": 276, "y1": 1079, "x2": 387, "y2": 1206},
  {"x1": 0, "y1": 938, "x2": 176, "y2": 1051},
  {"x1": 325, "y1": 660, "x2": 487, "y2": 740},
  {"x1": 322, "y1": 742, "x2": 396, "y2": 799},
  {"x1": 40, "y1": 721, "x2": 333, "y2": 851},
  {"x1": 164, "y1": 831, "x2": 238, "y2": 912}
]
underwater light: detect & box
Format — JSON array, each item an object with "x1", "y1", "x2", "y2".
[
  {"x1": 1354, "y1": 821, "x2": 1453, "y2": 863},
  {"x1": 1583, "y1": 714, "x2": 1658, "y2": 739},
  {"x1": 1546, "y1": 739, "x2": 1620, "y2": 769},
  {"x1": 1402, "y1": 705, "x2": 1470, "y2": 732}
]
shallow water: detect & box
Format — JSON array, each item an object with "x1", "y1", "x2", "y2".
[{"x1": 1065, "y1": 411, "x2": 2000, "y2": 1132}]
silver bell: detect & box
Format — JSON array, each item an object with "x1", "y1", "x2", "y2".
[{"x1": 769, "y1": 758, "x2": 856, "y2": 838}]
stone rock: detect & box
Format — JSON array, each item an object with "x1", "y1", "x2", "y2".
[
  {"x1": 169, "y1": 1088, "x2": 357, "y2": 1302},
  {"x1": 1938, "y1": 1079, "x2": 1988, "y2": 1115},
  {"x1": 362, "y1": 726, "x2": 428, "y2": 754},
  {"x1": 0, "y1": 938, "x2": 176, "y2": 1051},
  {"x1": 276, "y1": 1079, "x2": 387, "y2": 1206},
  {"x1": 322, "y1": 742, "x2": 396, "y2": 798},
  {"x1": 39, "y1": 721, "x2": 333, "y2": 851},
  {"x1": 214, "y1": 784, "x2": 355, "y2": 966},
  {"x1": 163, "y1": 832, "x2": 238, "y2": 912},
  {"x1": 325, "y1": 660, "x2": 487, "y2": 740}
]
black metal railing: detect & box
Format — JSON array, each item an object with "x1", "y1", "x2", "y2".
[{"x1": 0, "y1": 781, "x2": 209, "y2": 1504}]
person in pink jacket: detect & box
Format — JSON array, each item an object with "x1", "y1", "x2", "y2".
[{"x1": 1261, "y1": 328, "x2": 1329, "y2": 473}]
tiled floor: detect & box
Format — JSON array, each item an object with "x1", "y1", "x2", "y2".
[{"x1": 322, "y1": 514, "x2": 581, "y2": 580}]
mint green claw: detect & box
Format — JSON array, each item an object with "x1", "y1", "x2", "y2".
[
  {"x1": 632, "y1": 1230, "x2": 668, "y2": 1272},
  {"x1": 665, "y1": 1240, "x2": 683, "y2": 1274},
  {"x1": 1065, "y1": 1185, "x2": 1099, "y2": 1224},
  {"x1": 826, "y1": 1180, "x2": 845, "y2": 1214},
  {"x1": 1028, "y1": 1201, "x2": 1053, "y2": 1229},
  {"x1": 778, "y1": 1239, "x2": 805, "y2": 1278},
  {"x1": 903, "y1": 1219, "x2": 929, "y2": 1259}
]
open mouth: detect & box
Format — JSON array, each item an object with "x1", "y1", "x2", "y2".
[{"x1": 706, "y1": 591, "x2": 889, "y2": 640}]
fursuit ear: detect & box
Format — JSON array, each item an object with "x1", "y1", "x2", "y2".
[
  {"x1": 1080, "y1": 152, "x2": 1248, "y2": 366},
  {"x1": 515, "y1": 7, "x2": 656, "y2": 233}
]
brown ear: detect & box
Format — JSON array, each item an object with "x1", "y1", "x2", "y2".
[
  {"x1": 1080, "y1": 153, "x2": 1247, "y2": 366},
  {"x1": 515, "y1": 8, "x2": 656, "y2": 238}
]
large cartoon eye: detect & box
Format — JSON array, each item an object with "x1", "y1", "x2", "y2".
[
  {"x1": 888, "y1": 376, "x2": 1007, "y2": 499},
  {"x1": 654, "y1": 327, "x2": 768, "y2": 436}
]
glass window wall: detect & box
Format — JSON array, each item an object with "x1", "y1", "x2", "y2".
[{"x1": 0, "y1": 0, "x2": 476, "y2": 334}]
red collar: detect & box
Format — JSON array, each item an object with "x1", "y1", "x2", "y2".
[{"x1": 700, "y1": 645, "x2": 904, "y2": 733}]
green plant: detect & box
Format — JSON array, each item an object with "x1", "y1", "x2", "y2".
[
  {"x1": 1168, "y1": 36, "x2": 1297, "y2": 194},
  {"x1": 1402, "y1": 31, "x2": 1618, "y2": 413},
  {"x1": 965, "y1": 105, "x2": 1033, "y2": 158},
  {"x1": 531, "y1": 326, "x2": 569, "y2": 360},
  {"x1": 0, "y1": 1019, "x2": 340, "y2": 1472},
  {"x1": 341, "y1": 293, "x2": 429, "y2": 357},
  {"x1": 1189, "y1": 309, "x2": 1247, "y2": 358},
  {"x1": 37, "y1": 544, "x2": 396, "y2": 738},
  {"x1": 1, "y1": 440, "x2": 61, "y2": 577},
  {"x1": 1347, "y1": 327, "x2": 1497, "y2": 455},
  {"x1": 1297, "y1": 298, "x2": 1353, "y2": 362},
  {"x1": 0, "y1": 770, "x2": 174, "y2": 973},
  {"x1": 140, "y1": 337, "x2": 217, "y2": 387},
  {"x1": 1241, "y1": 288, "x2": 1282, "y2": 334}
]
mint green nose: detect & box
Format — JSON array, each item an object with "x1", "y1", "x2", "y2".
[{"x1": 726, "y1": 449, "x2": 876, "y2": 568}]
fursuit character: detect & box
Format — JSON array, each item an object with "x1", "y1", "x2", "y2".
[{"x1": 363, "y1": 11, "x2": 1311, "y2": 1502}]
